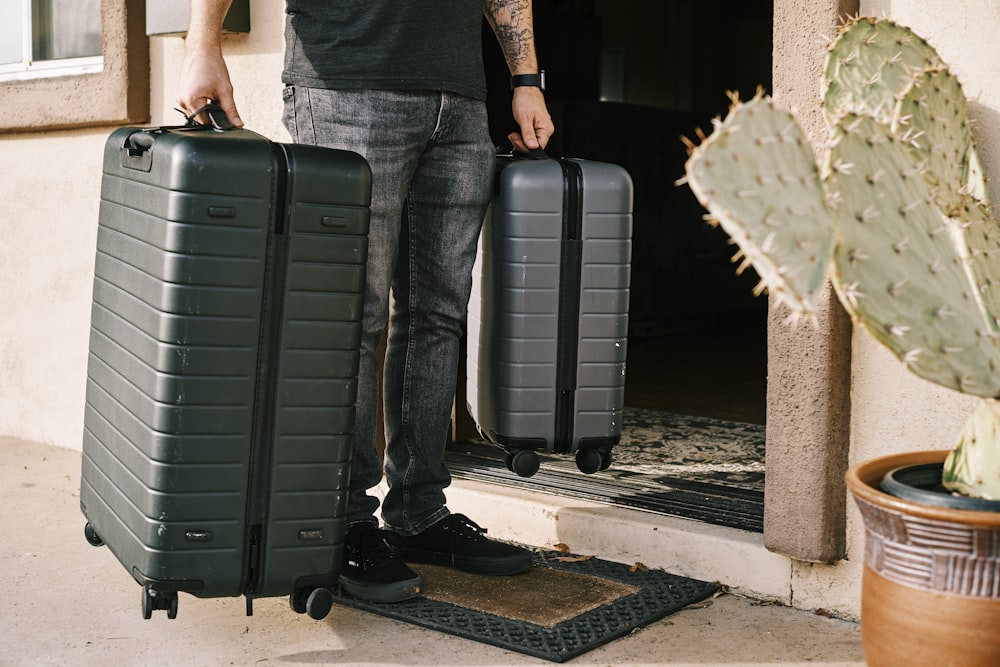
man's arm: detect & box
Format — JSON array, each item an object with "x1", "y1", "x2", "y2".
[
  {"x1": 484, "y1": 0, "x2": 554, "y2": 152},
  {"x1": 177, "y1": 0, "x2": 243, "y2": 127}
]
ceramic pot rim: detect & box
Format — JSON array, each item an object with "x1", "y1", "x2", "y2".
[{"x1": 846, "y1": 449, "x2": 1000, "y2": 526}]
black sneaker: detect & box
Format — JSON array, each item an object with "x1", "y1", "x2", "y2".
[
  {"x1": 340, "y1": 522, "x2": 423, "y2": 603},
  {"x1": 387, "y1": 513, "x2": 533, "y2": 576}
]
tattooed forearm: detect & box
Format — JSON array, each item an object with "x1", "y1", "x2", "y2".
[
  {"x1": 494, "y1": 24, "x2": 533, "y2": 69},
  {"x1": 484, "y1": 0, "x2": 538, "y2": 71}
]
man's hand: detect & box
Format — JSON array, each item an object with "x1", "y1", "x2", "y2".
[
  {"x1": 176, "y1": 0, "x2": 242, "y2": 127},
  {"x1": 509, "y1": 86, "x2": 554, "y2": 154},
  {"x1": 177, "y1": 47, "x2": 243, "y2": 127}
]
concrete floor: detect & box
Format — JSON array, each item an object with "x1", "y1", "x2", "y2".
[{"x1": 1, "y1": 437, "x2": 865, "y2": 666}]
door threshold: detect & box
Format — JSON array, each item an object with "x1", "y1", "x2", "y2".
[{"x1": 446, "y1": 440, "x2": 763, "y2": 533}]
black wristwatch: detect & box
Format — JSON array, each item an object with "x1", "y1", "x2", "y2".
[{"x1": 510, "y1": 70, "x2": 545, "y2": 92}]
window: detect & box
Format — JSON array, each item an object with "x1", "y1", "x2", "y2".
[
  {"x1": 0, "y1": 0, "x2": 148, "y2": 134},
  {"x1": 1, "y1": 0, "x2": 103, "y2": 80}
]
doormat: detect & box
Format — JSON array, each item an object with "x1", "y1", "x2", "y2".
[{"x1": 331, "y1": 549, "x2": 719, "y2": 662}]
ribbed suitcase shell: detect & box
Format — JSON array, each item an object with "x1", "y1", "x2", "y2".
[
  {"x1": 467, "y1": 156, "x2": 633, "y2": 476},
  {"x1": 79, "y1": 121, "x2": 370, "y2": 618}
]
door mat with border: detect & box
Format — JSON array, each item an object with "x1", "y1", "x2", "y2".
[{"x1": 331, "y1": 549, "x2": 720, "y2": 662}]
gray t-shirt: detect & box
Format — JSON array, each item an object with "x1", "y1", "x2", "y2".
[{"x1": 282, "y1": 0, "x2": 488, "y2": 101}]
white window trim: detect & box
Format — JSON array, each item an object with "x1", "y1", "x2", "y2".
[
  {"x1": 0, "y1": 0, "x2": 104, "y2": 83},
  {"x1": 0, "y1": 57, "x2": 104, "y2": 82}
]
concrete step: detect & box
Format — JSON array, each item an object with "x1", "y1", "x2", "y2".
[{"x1": 446, "y1": 478, "x2": 793, "y2": 603}]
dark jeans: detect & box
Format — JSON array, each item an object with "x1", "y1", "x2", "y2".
[{"x1": 282, "y1": 86, "x2": 495, "y2": 535}]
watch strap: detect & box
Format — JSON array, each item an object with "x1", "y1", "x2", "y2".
[{"x1": 510, "y1": 71, "x2": 545, "y2": 91}]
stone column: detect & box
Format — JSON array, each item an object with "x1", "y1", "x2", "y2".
[{"x1": 764, "y1": 0, "x2": 858, "y2": 563}]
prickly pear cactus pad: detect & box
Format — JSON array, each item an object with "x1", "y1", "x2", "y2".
[
  {"x1": 822, "y1": 16, "x2": 944, "y2": 126},
  {"x1": 825, "y1": 113, "x2": 1000, "y2": 397},
  {"x1": 943, "y1": 398, "x2": 1000, "y2": 500},
  {"x1": 951, "y1": 194, "x2": 1000, "y2": 329},
  {"x1": 683, "y1": 95, "x2": 834, "y2": 317},
  {"x1": 894, "y1": 68, "x2": 987, "y2": 207}
]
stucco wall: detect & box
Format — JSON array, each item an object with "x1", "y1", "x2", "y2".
[{"x1": 0, "y1": 130, "x2": 104, "y2": 448}]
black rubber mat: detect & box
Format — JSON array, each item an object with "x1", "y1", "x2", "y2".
[{"x1": 332, "y1": 550, "x2": 719, "y2": 662}]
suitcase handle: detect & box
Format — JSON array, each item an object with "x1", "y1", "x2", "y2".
[
  {"x1": 119, "y1": 103, "x2": 237, "y2": 171},
  {"x1": 497, "y1": 146, "x2": 549, "y2": 161},
  {"x1": 184, "y1": 102, "x2": 235, "y2": 131}
]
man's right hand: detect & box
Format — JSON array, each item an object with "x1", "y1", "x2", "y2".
[
  {"x1": 176, "y1": 0, "x2": 243, "y2": 128},
  {"x1": 177, "y1": 48, "x2": 243, "y2": 127}
]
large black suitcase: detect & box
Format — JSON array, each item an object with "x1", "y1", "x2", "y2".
[
  {"x1": 79, "y1": 113, "x2": 371, "y2": 620},
  {"x1": 466, "y1": 153, "x2": 633, "y2": 477}
]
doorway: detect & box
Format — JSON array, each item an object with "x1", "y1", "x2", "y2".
[{"x1": 453, "y1": 0, "x2": 773, "y2": 531}]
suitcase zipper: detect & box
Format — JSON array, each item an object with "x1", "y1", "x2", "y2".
[
  {"x1": 554, "y1": 160, "x2": 584, "y2": 454},
  {"x1": 241, "y1": 144, "x2": 294, "y2": 615}
]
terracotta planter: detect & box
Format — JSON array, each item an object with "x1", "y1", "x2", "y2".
[{"x1": 845, "y1": 450, "x2": 1000, "y2": 667}]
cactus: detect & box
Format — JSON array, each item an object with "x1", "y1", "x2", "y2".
[
  {"x1": 825, "y1": 112, "x2": 1000, "y2": 398},
  {"x1": 682, "y1": 96, "x2": 833, "y2": 317},
  {"x1": 821, "y1": 16, "x2": 945, "y2": 126},
  {"x1": 683, "y1": 17, "x2": 1000, "y2": 500}
]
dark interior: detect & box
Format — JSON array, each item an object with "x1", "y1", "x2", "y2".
[{"x1": 483, "y1": 0, "x2": 773, "y2": 426}]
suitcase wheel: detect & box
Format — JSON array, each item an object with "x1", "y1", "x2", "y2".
[
  {"x1": 506, "y1": 449, "x2": 540, "y2": 478},
  {"x1": 290, "y1": 587, "x2": 334, "y2": 621},
  {"x1": 575, "y1": 449, "x2": 604, "y2": 475},
  {"x1": 290, "y1": 588, "x2": 308, "y2": 614},
  {"x1": 306, "y1": 587, "x2": 334, "y2": 620},
  {"x1": 83, "y1": 522, "x2": 104, "y2": 547},
  {"x1": 141, "y1": 587, "x2": 178, "y2": 620}
]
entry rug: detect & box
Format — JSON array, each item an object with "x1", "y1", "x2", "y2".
[
  {"x1": 612, "y1": 408, "x2": 765, "y2": 491},
  {"x1": 332, "y1": 550, "x2": 719, "y2": 662}
]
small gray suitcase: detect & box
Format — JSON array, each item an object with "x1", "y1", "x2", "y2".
[
  {"x1": 79, "y1": 111, "x2": 371, "y2": 619},
  {"x1": 467, "y1": 154, "x2": 633, "y2": 477}
]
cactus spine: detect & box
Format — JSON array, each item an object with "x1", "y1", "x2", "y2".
[{"x1": 683, "y1": 17, "x2": 1000, "y2": 500}]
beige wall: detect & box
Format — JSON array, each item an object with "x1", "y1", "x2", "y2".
[
  {"x1": 0, "y1": 130, "x2": 104, "y2": 448},
  {"x1": 2, "y1": 0, "x2": 999, "y2": 620}
]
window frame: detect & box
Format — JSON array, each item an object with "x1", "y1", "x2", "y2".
[
  {"x1": 0, "y1": 0, "x2": 104, "y2": 79},
  {"x1": 0, "y1": 0, "x2": 148, "y2": 134}
]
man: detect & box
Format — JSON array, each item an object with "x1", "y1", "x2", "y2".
[{"x1": 177, "y1": 0, "x2": 554, "y2": 604}]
